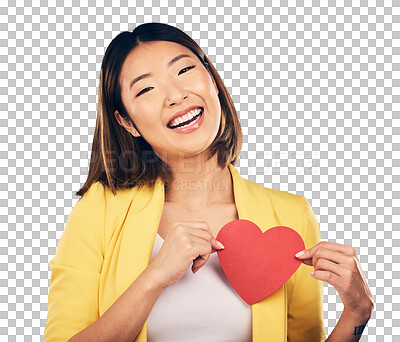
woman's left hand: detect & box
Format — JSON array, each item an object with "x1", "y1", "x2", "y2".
[{"x1": 295, "y1": 241, "x2": 374, "y2": 319}]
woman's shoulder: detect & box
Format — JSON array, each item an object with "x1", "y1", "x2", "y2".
[
  {"x1": 81, "y1": 181, "x2": 142, "y2": 209},
  {"x1": 71, "y1": 181, "x2": 146, "y2": 250},
  {"x1": 242, "y1": 178, "x2": 318, "y2": 242},
  {"x1": 71, "y1": 181, "x2": 144, "y2": 236}
]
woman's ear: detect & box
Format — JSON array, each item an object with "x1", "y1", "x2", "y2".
[{"x1": 114, "y1": 110, "x2": 141, "y2": 137}]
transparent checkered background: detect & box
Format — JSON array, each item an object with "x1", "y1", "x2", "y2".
[{"x1": 1, "y1": 0, "x2": 399, "y2": 340}]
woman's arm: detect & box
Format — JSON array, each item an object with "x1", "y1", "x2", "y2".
[
  {"x1": 296, "y1": 240, "x2": 374, "y2": 342},
  {"x1": 44, "y1": 183, "x2": 107, "y2": 341},
  {"x1": 44, "y1": 183, "x2": 165, "y2": 341},
  {"x1": 325, "y1": 307, "x2": 373, "y2": 342},
  {"x1": 289, "y1": 195, "x2": 374, "y2": 341},
  {"x1": 68, "y1": 262, "x2": 166, "y2": 342},
  {"x1": 296, "y1": 242, "x2": 374, "y2": 341}
]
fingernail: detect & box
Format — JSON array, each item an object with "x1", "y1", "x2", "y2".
[
  {"x1": 295, "y1": 250, "x2": 305, "y2": 257},
  {"x1": 216, "y1": 241, "x2": 225, "y2": 249},
  {"x1": 310, "y1": 271, "x2": 315, "y2": 276}
]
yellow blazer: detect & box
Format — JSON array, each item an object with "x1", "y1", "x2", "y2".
[{"x1": 44, "y1": 163, "x2": 326, "y2": 341}]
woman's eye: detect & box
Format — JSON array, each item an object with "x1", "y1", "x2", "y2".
[
  {"x1": 136, "y1": 66, "x2": 195, "y2": 97},
  {"x1": 178, "y1": 65, "x2": 195, "y2": 75},
  {"x1": 136, "y1": 87, "x2": 153, "y2": 97}
]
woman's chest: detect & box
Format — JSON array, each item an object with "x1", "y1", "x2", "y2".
[{"x1": 157, "y1": 202, "x2": 239, "y2": 240}]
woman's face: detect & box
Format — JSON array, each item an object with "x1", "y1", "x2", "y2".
[{"x1": 117, "y1": 40, "x2": 221, "y2": 164}]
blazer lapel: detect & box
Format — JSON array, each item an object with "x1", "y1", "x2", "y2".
[
  {"x1": 113, "y1": 178, "x2": 165, "y2": 342},
  {"x1": 116, "y1": 178, "x2": 165, "y2": 295},
  {"x1": 228, "y1": 164, "x2": 287, "y2": 342}
]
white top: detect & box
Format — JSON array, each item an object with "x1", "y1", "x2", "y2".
[{"x1": 147, "y1": 233, "x2": 252, "y2": 342}]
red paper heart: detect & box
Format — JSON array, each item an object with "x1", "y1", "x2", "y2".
[{"x1": 216, "y1": 219, "x2": 305, "y2": 305}]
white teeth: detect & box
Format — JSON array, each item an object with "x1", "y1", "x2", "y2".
[
  {"x1": 169, "y1": 108, "x2": 202, "y2": 128},
  {"x1": 174, "y1": 114, "x2": 202, "y2": 129}
]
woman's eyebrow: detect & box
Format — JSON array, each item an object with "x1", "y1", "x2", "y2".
[{"x1": 129, "y1": 53, "x2": 192, "y2": 90}]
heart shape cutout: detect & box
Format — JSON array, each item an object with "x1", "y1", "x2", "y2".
[{"x1": 216, "y1": 219, "x2": 305, "y2": 305}]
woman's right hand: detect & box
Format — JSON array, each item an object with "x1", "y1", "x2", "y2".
[{"x1": 149, "y1": 221, "x2": 225, "y2": 289}]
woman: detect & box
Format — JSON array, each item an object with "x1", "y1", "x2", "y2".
[{"x1": 44, "y1": 23, "x2": 374, "y2": 342}]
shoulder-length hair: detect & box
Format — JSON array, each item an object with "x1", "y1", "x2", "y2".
[{"x1": 76, "y1": 22, "x2": 242, "y2": 198}]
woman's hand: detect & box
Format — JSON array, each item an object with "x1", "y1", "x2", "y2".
[
  {"x1": 149, "y1": 221, "x2": 224, "y2": 289},
  {"x1": 295, "y1": 241, "x2": 374, "y2": 320}
]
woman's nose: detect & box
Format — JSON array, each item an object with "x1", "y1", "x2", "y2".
[{"x1": 165, "y1": 83, "x2": 188, "y2": 106}]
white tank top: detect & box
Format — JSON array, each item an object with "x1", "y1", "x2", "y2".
[{"x1": 147, "y1": 233, "x2": 252, "y2": 342}]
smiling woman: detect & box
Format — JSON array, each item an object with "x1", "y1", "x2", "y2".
[
  {"x1": 73, "y1": 23, "x2": 242, "y2": 197},
  {"x1": 44, "y1": 22, "x2": 373, "y2": 342},
  {"x1": 115, "y1": 40, "x2": 223, "y2": 165}
]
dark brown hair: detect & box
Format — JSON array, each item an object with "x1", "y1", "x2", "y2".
[{"x1": 76, "y1": 22, "x2": 242, "y2": 198}]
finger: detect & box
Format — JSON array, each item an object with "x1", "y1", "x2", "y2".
[
  {"x1": 310, "y1": 269, "x2": 356, "y2": 297},
  {"x1": 311, "y1": 269, "x2": 342, "y2": 289},
  {"x1": 211, "y1": 238, "x2": 224, "y2": 252},
  {"x1": 176, "y1": 220, "x2": 209, "y2": 226},
  {"x1": 312, "y1": 258, "x2": 345, "y2": 277},
  {"x1": 191, "y1": 239, "x2": 224, "y2": 272},
  {"x1": 210, "y1": 237, "x2": 225, "y2": 253},
  {"x1": 190, "y1": 238, "x2": 213, "y2": 270},
  {"x1": 297, "y1": 247, "x2": 350, "y2": 267},
  {"x1": 186, "y1": 228, "x2": 224, "y2": 252},
  {"x1": 192, "y1": 255, "x2": 208, "y2": 271},
  {"x1": 177, "y1": 220, "x2": 210, "y2": 230},
  {"x1": 210, "y1": 241, "x2": 225, "y2": 254},
  {"x1": 192, "y1": 254, "x2": 208, "y2": 272},
  {"x1": 296, "y1": 241, "x2": 354, "y2": 258},
  {"x1": 187, "y1": 227, "x2": 213, "y2": 241},
  {"x1": 295, "y1": 241, "x2": 356, "y2": 262},
  {"x1": 173, "y1": 221, "x2": 211, "y2": 238}
]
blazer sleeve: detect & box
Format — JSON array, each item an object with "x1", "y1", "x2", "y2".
[
  {"x1": 44, "y1": 183, "x2": 106, "y2": 342},
  {"x1": 287, "y1": 195, "x2": 326, "y2": 342}
]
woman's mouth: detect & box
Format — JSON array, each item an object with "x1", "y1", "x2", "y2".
[{"x1": 167, "y1": 107, "x2": 204, "y2": 130}]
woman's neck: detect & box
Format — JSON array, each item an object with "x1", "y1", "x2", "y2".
[{"x1": 163, "y1": 156, "x2": 234, "y2": 209}]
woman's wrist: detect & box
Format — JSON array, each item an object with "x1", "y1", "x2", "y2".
[
  {"x1": 343, "y1": 309, "x2": 372, "y2": 339},
  {"x1": 343, "y1": 301, "x2": 374, "y2": 323},
  {"x1": 141, "y1": 262, "x2": 168, "y2": 296},
  {"x1": 326, "y1": 304, "x2": 373, "y2": 342}
]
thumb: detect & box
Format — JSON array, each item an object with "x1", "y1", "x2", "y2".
[
  {"x1": 294, "y1": 249, "x2": 313, "y2": 266},
  {"x1": 211, "y1": 238, "x2": 225, "y2": 254}
]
